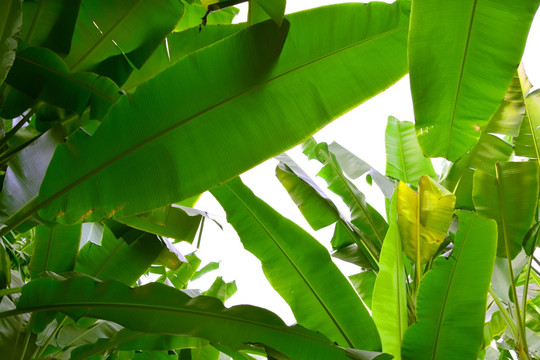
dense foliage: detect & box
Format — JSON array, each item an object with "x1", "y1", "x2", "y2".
[{"x1": 1, "y1": 0, "x2": 540, "y2": 359}]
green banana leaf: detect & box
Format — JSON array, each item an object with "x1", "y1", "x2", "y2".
[
  {"x1": 28, "y1": 224, "x2": 81, "y2": 278},
  {"x1": 75, "y1": 225, "x2": 164, "y2": 285},
  {"x1": 515, "y1": 65, "x2": 540, "y2": 159},
  {"x1": 80, "y1": 222, "x2": 104, "y2": 247},
  {"x1": 349, "y1": 271, "x2": 376, "y2": 310},
  {"x1": 441, "y1": 133, "x2": 513, "y2": 210},
  {"x1": 0, "y1": 0, "x2": 22, "y2": 85},
  {"x1": 485, "y1": 72, "x2": 526, "y2": 137},
  {"x1": 175, "y1": 1, "x2": 238, "y2": 31},
  {"x1": 123, "y1": 24, "x2": 245, "y2": 90},
  {"x1": 473, "y1": 161, "x2": 539, "y2": 259},
  {"x1": 22, "y1": 0, "x2": 81, "y2": 56},
  {"x1": 372, "y1": 192, "x2": 407, "y2": 360},
  {"x1": 401, "y1": 211, "x2": 497, "y2": 360},
  {"x1": 6, "y1": 47, "x2": 121, "y2": 119},
  {"x1": 397, "y1": 176, "x2": 455, "y2": 265},
  {"x1": 203, "y1": 277, "x2": 237, "y2": 303},
  {"x1": 211, "y1": 177, "x2": 381, "y2": 350},
  {"x1": 65, "y1": 0, "x2": 185, "y2": 85},
  {"x1": 385, "y1": 116, "x2": 435, "y2": 185},
  {"x1": 0, "y1": 243, "x2": 9, "y2": 290},
  {"x1": 30, "y1": 2, "x2": 409, "y2": 229},
  {"x1": 115, "y1": 205, "x2": 202, "y2": 243},
  {"x1": 275, "y1": 156, "x2": 378, "y2": 269},
  {"x1": 250, "y1": 0, "x2": 286, "y2": 26},
  {"x1": 305, "y1": 141, "x2": 388, "y2": 251},
  {"x1": 409, "y1": 0, "x2": 539, "y2": 160},
  {"x1": 13, "y1": 276, "x2": 389, "y2": 360},
  {"x1": 0, "y1": 126, "x2": 64, "y2": 232}
]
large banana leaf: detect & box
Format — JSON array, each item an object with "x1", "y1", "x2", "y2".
[
  {"x1": 409, "y1": 0, "x2": 539, "y2": 160},
  {"x1": 385, "y1": 116, "x2": 435, "y2": 185},
  {"x1": 65, "y1": 0, "x2": 185, "y2": 85},
  {"x1": 472, "y1": 161, "x2": 539, "y2": 259},
  {"x1": 29, "y1": 2, "x2": 410, "y2": 228},
  {"x1": 397, "y1": 177, "x2": 455, "y2": 265},
  {"x1": 372, "y1": 193, "x2": 407, "y2": 359},
  {"x1": 28, "y1": 224, "x2": 81, "y2": 278},
  {"x1": 13, "y1": 276, "x2": 390, "y2": 360},
  {"x1": 0, "y1": 0, "x2": 22, "y2": 85},
  {"x1": 21, "y1": 0, "x2": 81, "y2": 56},
  {"x1": 515, "y1": 65, "x2": 540, "y2": 159},
  {"x1": 211, "y1": 177, "x2": 381, "y2": 350},
  {"x1": 401, "y1": 211, "x2": 497, "y2": 360}
]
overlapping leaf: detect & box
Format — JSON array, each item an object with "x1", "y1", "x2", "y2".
[
  {"x1": 0, "y1": 0, "x2": 22, "y2": 85},
  {"x1": 401, "y1": 211, "x2": 497, "y2": 360}
]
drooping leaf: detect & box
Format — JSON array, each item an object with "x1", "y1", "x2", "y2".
[
  {"x1": 75, "y1": 225, "x2": 163, "y2": 285},
  {"x1": 385, "y1": 116, "x2": 435, "y2": 184},
  {"x1": 523, "y1": 221, "x2": 540, "y2": 256},
  {"x1": 397, "y1": 176, "x2": 455, "y2": 265},
  {"x1": 176, "y1": 2, "x2": 238, "y2": 31},
  {"x1": 211, "y1": 177, "x2": 381, "y2": 350},
  {"x1": 0, "y1": 125, "x2": 64, "y2": 232},
  {"x1": 191, "y1": 261, "x2": 220, "y2": 281},
  {"x1": 31, "y1": 2, "x2": 410, "y2": 228},
  {"x1": 409, "y1": 0, "x2": 539, "y2": 160},
  {"x1": 305, "y1": 141, "x2": 388, "y2": 252},
  {"x1": 0, "y1": 0, "x2": 22, "y2": 86},
  {"x1": 115, "y1": 205, "x2": 202, "y2": 243},
  {"x1": 22, "y1": 0, "x2": 81, "y2": 56},
  {"x1": 473, "y1": 161, "x2": 539, "y2": 259},
  {"x1": 401, "y1": 211, "x2": 497, "y2": 360},
  {"x1": 251, "y1": 0, "x2": 286, "y2": 26},
  {"x1": 64, "y1": 0, "x2": 185, "y2": 85},
  {"x1": 15, "y1": 276, "x2": 388, "y2": 360},
  {"x1": 28, "y1": 224, "x2": 82, "y2": 279},
  {"x1": 372, "y1": 192, "x2": 407, "y2": 359},
  {"x1": 6, "y1": 47, "x2": 121, "y2": 119},
  {"x1": 515, "y1": 65, "x2": 540, "y2": 159},
  {"x1": 154, "y1": 236, "x2": 187, "y2": 271}
]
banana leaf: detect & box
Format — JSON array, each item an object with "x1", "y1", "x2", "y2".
[
  {"x1": 385, "y1": 116, "x2": 435, "y2": 185},
  {"x1": 211, "y1": 177, "x2": 380, "y2": 350},
  {"x1": 0, "y1": 0, "x2": 22, "y2": 85},
  {"x1": 397, "y1": 176, "x2": 455, "y2": 265},
  {"x1": 515, "y1": 65, "x2": 540, "y2": 159},
  {"x1": 409, "y1": 0, "x2": 539, "y2": 160},
  {"x1": 401, "y1": 211, "x2": 497, "y2": 360},
  {"x1": 13, "y1": 276, "x2": 390, "y2": 360},
  {"x1": 473, "y1": 161, "x2": 539, "y2": 259},
  {"x1": 30, "y1": 2, "x2": 410, "y2": 229}
]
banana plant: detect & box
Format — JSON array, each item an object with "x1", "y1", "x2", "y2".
[{"x1": 1, "y1": 0, "x2": 540, "y2": 359}]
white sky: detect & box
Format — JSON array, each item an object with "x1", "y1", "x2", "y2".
[{"x1": 176, "y1": 1, "x2": 540, "y2": 325}]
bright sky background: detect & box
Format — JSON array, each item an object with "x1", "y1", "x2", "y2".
[{"x1": 176, "y1": 1, "x2": 540, "y2": 326}]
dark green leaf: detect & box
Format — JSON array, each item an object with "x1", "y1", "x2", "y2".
[
  {"x1": 65, "y1": 0, "x2": 185, "y2": 85},
  {"x1": 29, "y1": 224, "x2": 81, "y2": 278},
  {"x1": 0, "y1": 0, "x2": 22, "y2": 86},
  {"x1": 410, "y1": 0, "x2": 539, "y2": 160},
  {"x1": 6, "y1": 47, "x2": 120, "y2": 119},
  {"x1": 22, "y1": 0, "x2": 81, "y2": 56},
  {"x1": 211, "y1": 177, "x2": 380, "y2": 350},
  {"x1": 401, "y1": 211, "x2": 497, "y2": 360},
  {"x1": 349, "y1": 271, "x2": 376, "y2": 310}
]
